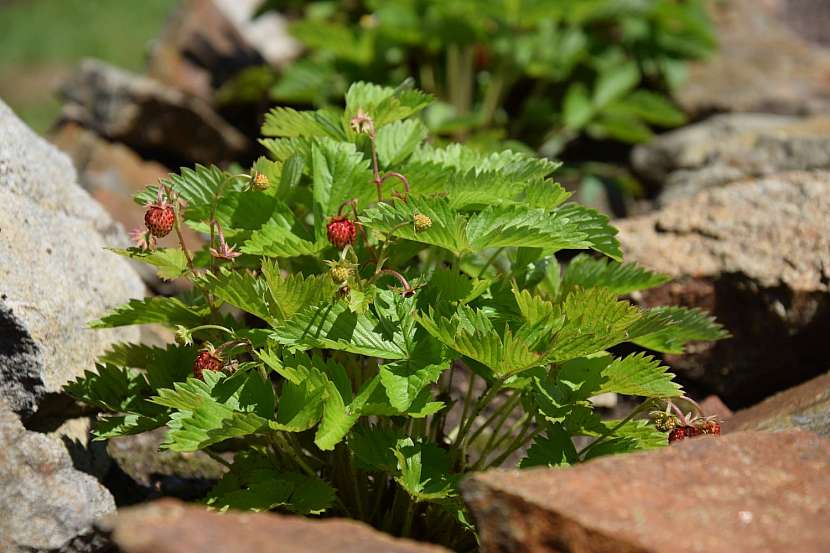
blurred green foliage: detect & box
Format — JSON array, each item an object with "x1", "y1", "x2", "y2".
[
  {"x1": 248, "y1": 0, "x2": 715, "y2": 156},
  {"x1": 0, "y1": 0, "x2": 174, "y2": 132}
]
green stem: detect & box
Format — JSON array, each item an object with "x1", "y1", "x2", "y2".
[
  {"x1": 486, "y1": 414, "x2": 535, "y2": 468},
  {"x1": 578, "y1": 399, "x2": 654, "y2": 460},
  {"x1": 464, "y1": 389, "x2": 519, "y2": 455},
  {"x1": 453, "y1": 370, "x2": 477, "y2": 447},
  {"x1": 471, "y1": 391, "x2": 522, "y2": 466},
  {"x1": 203, "y1": 448, "x2": 232, "y2": 469},
  {"x1": 457, "y1": 381, "x2": 504, "y2": 467},
  {"x1": 188, "y1": 324, "x2": 234, "y2": 337},
  {"x1": 477, "y1": 247, "x2": 504, "y2": 278},
  {"x1": 401, "y1": 498, "x2": 415, "y2": 538}
]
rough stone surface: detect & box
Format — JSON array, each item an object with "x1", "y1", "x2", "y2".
[
  {"x1": 103, "y1": 499, "x2": 450, "y2": 553},
  {"x1": 106, "y1": 427, "x2": 227, "y2": 502},
  {"x1": 463, "y1": 430, "x2": 830, "y2": 553},
  {"x1": 148, "y1": 0, "x2": 299, "y2": 101},
  {"x1": 0, "y1": 401, "x2": 115, "y2": 553},
  {"x1": 725, "y1": 371, "x2": 830, "y2": 438},
  {"x1": 59, "y1": 59, "x2": 250, "y2": 165},
  {"x1": 214, "y1": 0, "x2": 301, "y2": 68},
  {"x1": 632, "y1": 114, "x2": 830, "y2": 203},
  {"x1": 50, "y1": 121, "x2": 171, "y2": 222},
  {"x1": 618, "y1": 171, "x2": 830, "y2": 406},
  {"x1": 699, "y1": 395, "x2": 733, "y2": 421},
  {"x1": 0, "y1": 99, "x2": 145, "y2": 418},
  {"x1": 678, "y1": 0, "x2": 830, "y2": 116},
  {"x1": 147, "y1": 0, "x2": 262, "y2": 101}
]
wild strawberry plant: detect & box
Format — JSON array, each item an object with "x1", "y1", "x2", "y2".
[{"x1": 67, "y1": 83, "x2": 726, "y2": 550}]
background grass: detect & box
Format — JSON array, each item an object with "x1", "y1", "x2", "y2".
[{"x1": 0, "y1": 0, "x2": 176, "y2": 133}]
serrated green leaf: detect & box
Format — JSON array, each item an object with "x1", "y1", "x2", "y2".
[
  {"x1": 557, "y1": 352, "x2": 682, "y2": 399},
  {"x1": 393, "y1": 438, "x2": 456, "y2": 502},
  {"x1": 109, "y1": 247, "x2": 188, "y2": 281},
  {"x1": 242, "y1": 218, "x2": 323, "y2": 258},
  {"x1": 632, "y1": 306, "x2": 729, "y2": 354},
  {"x1": 207, "y1": 451, "x2": 335, "y2": 514},
  {"x1": 417, "y1": 306, "x2": 543, "y2": 377},
  {"x1": 270, "y1": 355, "x2": 328, "y2": 432},
  {"x1": 345, "y1": 81, "x2": 431, "y2": 128},
  {"x1": 135, "y1": 165, "x2": 233, "y2": 218},
  {"x1": 261, "y1": 106, "x2": 344, "y2": 139},
  {"x1": 261, "y1": 260, "x2": 337, "y2": 322},
  {"x1": 65, "y1": 364, "x2": 154, "y2": 414},
  {"x1": 92, "y1": 413, "x2": 166, "y2": 440},
  {"x1": 376, "y1": 119, "x2": 428, "y2": 167},
  {"x1": 520, "y1": 423, "x2": 578, "y2": 468},
  {"x1": 99, "y1": 342, "x2": 195, "y2": 390},
  {"x1": 272, "y1": 301, "x2": 408, "y2": 359},
  {"x1": 582, "y1": 419, "x2": 667, "y2": 460},
  {"x1": 548, "y1": 287, "x2": 642, "y2": 361},
  {"x1": 562, "y1": 254, "x2": 670, "y2": 295},
  {"x1": 196, "y1": 269, "x2": 276, "y2": 324},
  {"x1": 91, "y1": 297, "x2": 210, "y2": 329},
  {"x1": 311, "y1": 138, "x2": 374, "y2": 236},
  {"x1": 361, "y1": 196, "x2": 470, "y2": 256}
]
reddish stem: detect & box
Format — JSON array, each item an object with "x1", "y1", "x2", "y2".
[{"x1": 381, "y1": 172, "x2": 410, "y2": 201}]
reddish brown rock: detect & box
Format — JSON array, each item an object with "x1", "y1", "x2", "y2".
[
  {"x1": 104, "y1": 499, "x2": 450, "y2": 553},
  {"x1": 725, "y1": 371, "x2": 830, "y2": 437},
  {"x1": 699, "y1": 395, "x2": 733, "y2": 421},
  {"x1": 678, "y1": 0, "x2": 830, "y2": 116},
  {"x1": 619, "y1": 171, "x2": 830, "y2": 406},
  {"x1": 463, "y1": 430, "x2": 830, "y2": 553},
  {"x1": 59, "y1": 59, "x2": 250, "y2": 165}
]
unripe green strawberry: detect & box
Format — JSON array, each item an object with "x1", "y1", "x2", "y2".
[
  {"x1": 252, "y1": 171, "x2": 270, "y2": 190},
  {"x1": 414, "y1": 213, "x2": 432, "y2": 232},
  {"x1": 329, "y1": 264, "x2": 352, "y2": 284},
  {"x1": 651, "y1": 411, "x2": 678, "y2": 432}
]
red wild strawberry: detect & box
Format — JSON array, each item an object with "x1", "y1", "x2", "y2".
[
  {"x1": 668, "y1": 427, "x2": 687, "y2": 443},
  {"x1": 193, "y1": 348, "x2": 223, "y2": 380},
  {"x1": 697, "y1": 420, "x2": 721, "y2": 436},
  {"x1": 327, "y1": 216, "x2": 357, "y2": 249},
  {"x1": 144, "y1": 203, "x2": 175, "y2": 238}
]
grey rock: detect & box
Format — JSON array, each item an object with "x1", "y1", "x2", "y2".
[
  {"x1": 678, "y1": 0, "x2": 830, "y2": 117},
  {"x1": 632, "y1": 113, "x2": 830, "y2": 203},
  {"x1": 148, "y1": 0, "x2": 300, "y2": 101},
  {"x1": 618, "y1": 171, "x2": 830, "y2": 406},
  {"x1": 214, "y1": 0, "x2": 301, "y2": 68},
  {"x1": 0, "y1": 401, "x2": 115, "y2": 553},
  {"x1": 59, "y1": 59, "x2": 250, "y2": 164},
  {"x1": 0, "y1": 99, "x2": 145, "y2": 418}
]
